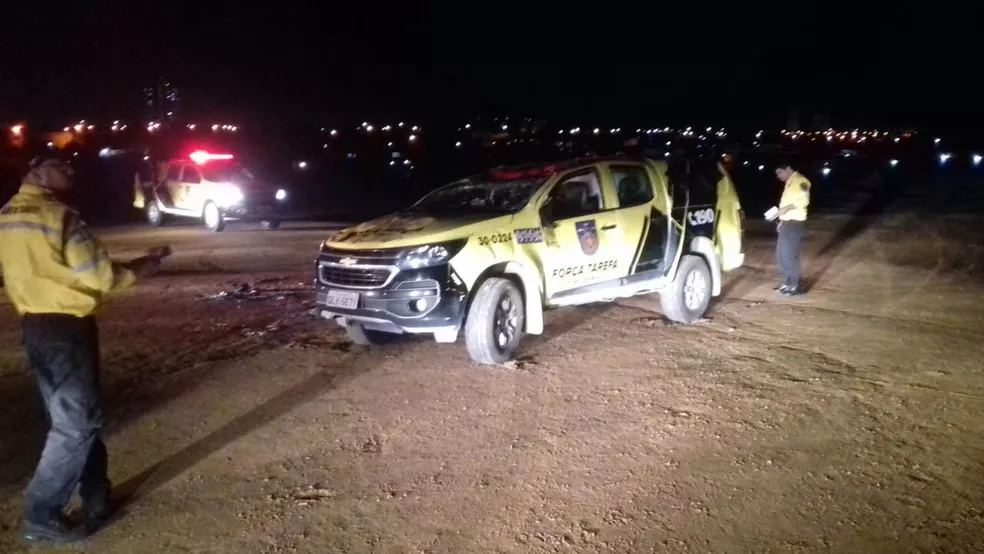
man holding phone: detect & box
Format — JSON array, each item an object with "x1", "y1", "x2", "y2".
[{"x1": 0, "y1": 152, "x2": 165, "y2": 545}]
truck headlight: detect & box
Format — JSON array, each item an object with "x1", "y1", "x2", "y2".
[
  {"x1": 398, "y1": 240, "x2": 466, "y2": 269},
  {"x1": 276, "y1": 189, "x2": 287, "y2": 201},
  {"x1": 212, "y1": 184, "x2": 244, "y2": 207}
]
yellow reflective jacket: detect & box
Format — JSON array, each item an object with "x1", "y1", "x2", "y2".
[
  {"x1": 0, "y1": 183, "x2": 136, "y2": 316},
  {"x1": 779, "y1": 172, "x2": 811, "y2": 221}
]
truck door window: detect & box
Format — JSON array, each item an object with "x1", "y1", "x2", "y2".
[
  {"x1": 610, "y1": 165, "x2": 654, "y2": 208},
  {"x1": 166, "y1": 164, "x2": 182, "y2": 181},
  {"x1": 542, "y1": 169, "x2": 604, "y2": 221},
  {"x1": 183, "y1": 166, "x2": 202, "y2": 184}
]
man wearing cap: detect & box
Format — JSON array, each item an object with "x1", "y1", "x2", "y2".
[
  {"x1": 773, "y1": 164, "x2": 811, "y2": 296},
  {"x1": 0, "y1": 155, "x2": 160, "y2": 545}
]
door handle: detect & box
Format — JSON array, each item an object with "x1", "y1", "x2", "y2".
[{"x1": 601, "y1": 224, "x2": 617, "y2": 231}]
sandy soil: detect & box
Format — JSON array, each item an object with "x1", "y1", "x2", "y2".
[{"x1": 1, "y1": 216, "x2": 983, "y2": 554}]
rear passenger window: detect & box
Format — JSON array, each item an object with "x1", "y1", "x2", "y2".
[
  {"x1": 610, "y1": 165, "x2": 654, "y2": 208},
  {"x1": 166, "y1": 164, "x2": 182, "y2": 181}
]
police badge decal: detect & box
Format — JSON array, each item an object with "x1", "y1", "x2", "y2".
[{"x1": 575, "y1": 220, "x2": 599, "y2": 255}]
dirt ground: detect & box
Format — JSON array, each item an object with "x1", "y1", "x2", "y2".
[{"x1": 1, "y1": 215, "x2": 983, "y2": 554}]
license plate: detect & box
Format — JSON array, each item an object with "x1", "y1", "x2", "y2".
[{"x1": 323, "y1": 289, "x2": 359, "y2": 309}]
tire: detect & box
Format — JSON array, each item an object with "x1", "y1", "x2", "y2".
[
  {"x1": 660, "y1": 254, "x2": 712, "y2": 323},
  {"x1": 345, "y1": 322, "x2": 392, "y2": 346},
  {"x1": 203, "y1": 202, "x2": 226, "y2": 232},
  {"x1": 146, "y1": 202, "x2": 164, "y2": 227},
  {"x1": 261, "y1": 219, "x2": 281, "y2": 230},
  {"x1": 464, "y1": 277, "x2": 525, "y2": 365}
]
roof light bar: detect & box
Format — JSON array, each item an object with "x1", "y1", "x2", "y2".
[{"x1": 189, "y1": 150, "x2": 234, "y2": 165}]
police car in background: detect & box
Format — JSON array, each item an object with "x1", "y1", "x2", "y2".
[
  {"x1": 133, "y1": 150, "x2": 288, "y2": 232},
  {"x1": 314, "y1": 156, "x2": 745, "y2": 364}
]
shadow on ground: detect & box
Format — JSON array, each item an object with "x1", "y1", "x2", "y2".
[{"x1": 115, "y1": 351, "x2": 376, "y2": 507}]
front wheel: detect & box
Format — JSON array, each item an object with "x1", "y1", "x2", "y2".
[
  {"x1": 464, "y1": 277, "x2": 525, "y2": 365},
  {"x1": 146, "y1": 202, "x2": 164, "y2": 227},
  {"x1": 203, "y1": 202, "x2": 226, "y2": 232},
  {"x1": 345, "y1": 322, "x2": 393, "y2": 346},
  {"x1": 660, "y1": 254, "x2": 712, "y2": 323}
]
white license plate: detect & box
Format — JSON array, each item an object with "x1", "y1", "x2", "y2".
[{"x1": 324, "y1": 290, "x2": 360, "y2": 309}]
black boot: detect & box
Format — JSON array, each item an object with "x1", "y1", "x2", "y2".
[
  {"x1": 20, "y1": 516, "x2": 87, "y2": 545},
  {"x1": 83, "y1": 485, "x2": 119, "y2": 535}
]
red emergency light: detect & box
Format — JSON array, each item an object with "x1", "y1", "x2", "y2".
[{"x1": 189, "y1": 150, "x2": 234, "y2": 165}]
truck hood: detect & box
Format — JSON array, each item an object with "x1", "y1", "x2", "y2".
[{"x1": 324, "y1": 212, "x2": 510, "y2": 249}]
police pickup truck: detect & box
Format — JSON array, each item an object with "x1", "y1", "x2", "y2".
[{"x1": 315, "y1": 157, "x2": 744, "y2": 364}]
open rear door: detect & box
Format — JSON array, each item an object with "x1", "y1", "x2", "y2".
[{"x1": 714, "y1": 163, "x2": 744, "y2": 271}]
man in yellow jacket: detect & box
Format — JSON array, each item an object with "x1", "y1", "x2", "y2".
[
  {"x1": 0, "y1": 154, "x2": 160, "y2": 545},
  {"x1": 774, "y1": 164, "x2": 811, "y2": 296}
]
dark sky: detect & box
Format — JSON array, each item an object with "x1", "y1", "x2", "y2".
[{"x1": 0, "y1": 1, "x2": 977, "y2": 129}]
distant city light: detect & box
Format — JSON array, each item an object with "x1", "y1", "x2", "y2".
[
  {"x1": 973, "y1": 154, "x2": 983, "y2": 166},
  {"x1": 330, "y1": 129, "x2": 338, "y2": 136},
  {"x1": 593, "y1": 128, "x2": 600, "y2": 135},
  {"x1": 212, "y1": 124, "x2": 220, "y2": 131},
  {"x1": 361, "y1": 122, "x2": 368, "y2": 127},
  {"x1": 894, "y1": 137, "x2": 901, "y2": 143},
  {"x1": 366, "y1": 125, "x2": 374, "y2": 132},
  {"x1": 464, "y1": 123, "x2": 471, "y2": 129},
  {"x1": 821, "y1": 167, "x2": 832, "y2": 176},
  {"x1": 403, "y1": 159, "x2": 411, "y2": 165},
  {"x1": 382, "y1": 125, "x2": 391, "y2": 131},
  {"x1": 408, "y1": 134, "x2": 417, "y2": 142},
  {"x1": 99, "y1": 147, "x2": 112, "y2": 158},
  {"x1": 399, "y1": 122, "x2": 405, "y2": 127},
  {"x1": 73, "y1": 124, "x2": 84, "y2": 133},
  {"x1": 46, "y1": 142, "x2": 54, "y2": 148},
  {"x1": 758, "y1": 164, "x2": 765, "y2": 171},
  {"x1": 387, "y1": 142, "x2": 393, "y2": 147},
  {"x1": 187, "y1": 124, "x2": 196, "y2": 130},
  {"x1": 889, "y1": 159, "x2": 899, "y2": 167},
  {"x1": 934, "y1": 138, "x2": 941, "y2": 145},
  {"x1": 275, "y1": 189, "x2": 287, "y2": 201},
  {"x1": 11, "y1": 124, "x2": 24, "y2": 135},
  {"x1": 389, "y1": 160, "x2": 395, "y2": 166},
  {"x1": 298, "y1": 161, "x2": 308, "y2": 169},
  {"x1": 455, "y1": 141, "x2": 462, "y2": 147},
  {"x1": 939, "y1": 153, "x2": 952, "y2": 164},
  {"x1": 501, "y1": 124, "x2": 508, "y2": 131},
  {"x1": 87, "y1": 125, "x2": 95, "y2": 131}
]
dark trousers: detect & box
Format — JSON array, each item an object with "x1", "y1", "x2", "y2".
[
  {"x1": 776, "y1": 220, "x2": 805, "y2": 288},
  {"x1": 21, "y1": 314, "x2": 108, "y2": 523}
]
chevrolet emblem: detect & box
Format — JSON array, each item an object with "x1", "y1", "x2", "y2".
[{"x1": 338, "y1": 257, "x2": 358, "y2": 266}]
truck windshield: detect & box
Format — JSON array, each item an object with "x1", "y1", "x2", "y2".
[
  {"x1": 409, "y1": 178, "x2": 545, "y2": 216},
  {"x1": 202, "y1": 164, "x2": 257, "y2": 183}
]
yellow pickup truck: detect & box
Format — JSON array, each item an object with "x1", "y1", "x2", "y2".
[{"x1": 315, "y1": 156, "x2": 744, "y2": 364}]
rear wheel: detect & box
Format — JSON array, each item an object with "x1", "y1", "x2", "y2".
[
  {"x1": 465, "y1": 277, "x2": 525, "y2": 365},
  {"x1": 203, "y1": 202, "x2": 226, "y2": 232},
  {"x1": 660, "y1": 254, "x2": 712, "y2": 323},
  {"x1": 345, "y1": 322, "x2": 393, "y2": 346},
  {"x1": 146, "y1": 202, "x2": 163, "y2": 227}
]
